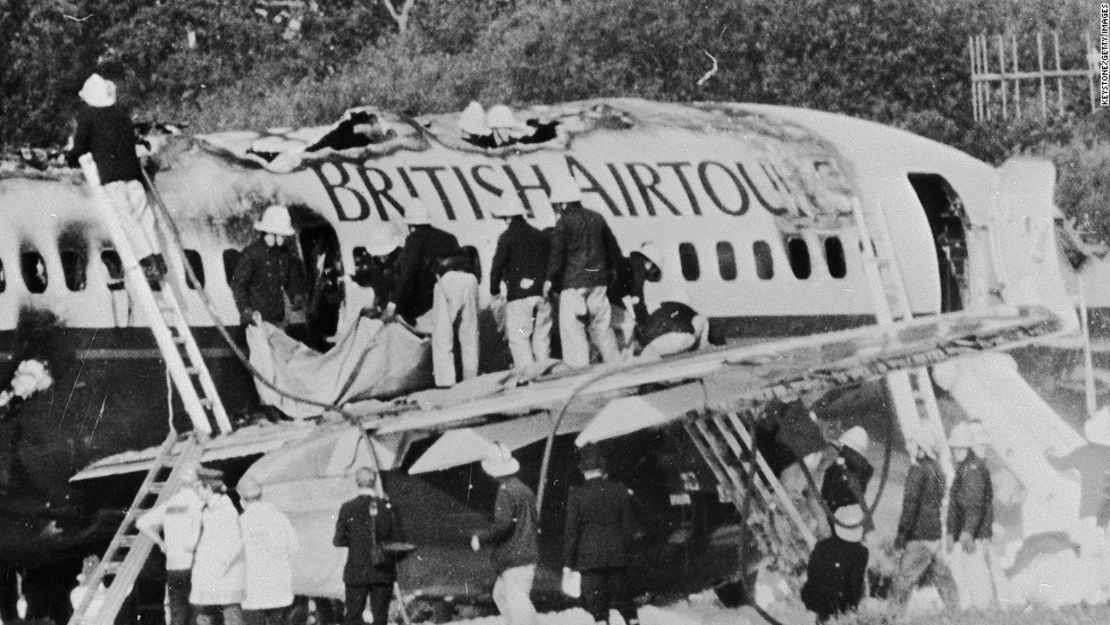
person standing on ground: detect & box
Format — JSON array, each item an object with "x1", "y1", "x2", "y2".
[
  {"x1": 333, "y1": 468, "x2": 405, "y2": 625},
  {"x1": 947, "y1": 421, "x2": 995, "y2": 610},
  {"x1": 489, "y1": 193, "x2": 552, "y2": 369},
  {"x1": 890, "y1": 427, "x2": 958, "y2": 610},
  {"x1": 821, "y1": 426, "x2": 873, "y2": 516},
  {"x1": 231, "y1": 205, "x2": 307, "y2": 328},
  {"x1": 237, "y1": 476, "x2": 299, "y2": 625},
  {"x1": 562, "y1": 445, "x2": 640, "y2": 625},
  {"x1": 189, "y1": 469, "x2": 246, "y2": 625},
  {"x1": 66, "y1": 73, "x2": 164, "y2": 286},
  {"x1": 471, "y1": 444, "x2": 539, "y2": 625},
  {"x1": 136, "y1": 466, "x2": 207, "y2": 625},
  {"x1": 800, "y1": 505, "x2": 869, "y2": 623},
  {"x1": 543, "y1": 182, "x2": 623, "y2": 368}
]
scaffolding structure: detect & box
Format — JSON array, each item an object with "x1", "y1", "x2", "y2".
[{"x1": 968, "y1": 31, "x2": 1100, "y2": 122}]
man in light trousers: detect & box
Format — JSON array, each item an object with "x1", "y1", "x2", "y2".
[{"x1": 489, "y1": 193, "x2": 552, "y2": 368}]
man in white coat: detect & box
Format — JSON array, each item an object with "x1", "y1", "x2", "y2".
[
  {"x1": 136, "y1": 466, "x2": 207, "y2": 625},
  {"x1": 237, "y1": 476, "x2": 299, "y2": 625},
  {"x1": 190, "y1": 469, "x2": 246, "y2": 625}
]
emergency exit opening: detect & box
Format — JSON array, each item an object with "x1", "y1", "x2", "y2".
[
  {"x1": 290, "y1": 205, "x2": 342, "y2": 350},
  {"x1": 907, "y1": 173, "x2": 968, "y2": 313}
]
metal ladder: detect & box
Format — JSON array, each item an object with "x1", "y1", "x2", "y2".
[
  {"x1": 684, "y1": 411, "x2": 817, "y2": 548},
  {"x1": 849, "y1": 196, "x2": 952, "y2": 477},
  {"x1": 69, "y1": 156, "x2": 234, "y2": 625}
]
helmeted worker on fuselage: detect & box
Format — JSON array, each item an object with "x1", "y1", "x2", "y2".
[
  {"x1": 490, "y1": 192, "x2": 552, "y2": 369},
  {"x1": 543, "y1": 177, "x2": 623, "y2": 368},
  {"x1": 231, "y1": 205, "x2": 307, "y2": 328},
  {"x1": 608, "y1": 242, "x2": 662, "y2": 351},
  {"x1": 637, "y1": 288, "x2": 708, "y2": 358},
  {"x1": 946, "y1": 421, "x2": 996, "y2": 610}
]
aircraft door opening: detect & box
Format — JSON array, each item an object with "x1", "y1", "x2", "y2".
[
  {"x1": 907, "y1": 173, "x2": 968, "y2": 313},
  {"x1": 290, "y1": 205, "x2": 342, "y2": 351}
]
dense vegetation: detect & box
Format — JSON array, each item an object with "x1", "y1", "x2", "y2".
[{"x1": 3, "y1": 0, "x2": 1108, "y2": 240}]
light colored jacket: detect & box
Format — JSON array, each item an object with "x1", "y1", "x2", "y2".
[
  {"x1": 240, "y1": 501, "x2": 299, "y2": 610},
  {"x1": 190, "y1": 494, "x2": 245, "y2": 605},
  {"x1": 136, "y1": 488, "x2": 203, "y2": 571}
]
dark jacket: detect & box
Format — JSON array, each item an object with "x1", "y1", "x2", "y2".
[
  {"x1": 490, "y1": 218, "x2": 550, "y2": 301},
  {"x1": 231, "y1": 238, "x2": 307, "y2": 324},
  {"x1": 333, "y1": 494, "x2": 404, "y2": 585},
  {"x1": 639, "y1": 302, "x2": 698, "y2": 345},
  {"x1": 475, "y1": 476, "x2": 539, "y2": 574},
  {"x1": 608, "y1": 253, "x2": 660, "y2": 325},
  {"x1": 66, "y1": 105, "x2": 144, "y2": 184},
  {"x1": 389, "y1": 225, "x2": 460, "y2": 322},
  {"x1": 563, "y1": 476, "x2": 634, "y2": 571},
  {"x1": 896, "y1": 456, "x2": 946, "y2": 543},
  {"x1": 948, "y1": 453, "x2": 993, "y2": 539},
  {"x1": 821, "y1": 447, "x2": 873, "y2": 512},
  {"x1": 800, "y1": 536, "x2": 868, "y2": 621},
  {"x1": 545, "y1": 204, "x2": 623, "y2": 290}
]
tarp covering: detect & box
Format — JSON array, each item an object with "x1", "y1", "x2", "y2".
[{"x1": 248, "y1": 316, "x2": 432, "y2": 419}]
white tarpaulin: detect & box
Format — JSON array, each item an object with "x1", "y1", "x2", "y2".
[{"x1": 247, "y1": 316, "x2": 432, "y2": 419}]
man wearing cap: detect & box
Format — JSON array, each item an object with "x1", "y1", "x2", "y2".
[
  {"x1": 891, "y1": 426, "x2": 958, "y2": 610},
  {"x1": 608, "y1": 243, "x2": 662, "y2": 351},
  {"x1": 562, "y1": 445, "x2": 639, "y2": 625},
  {"x1": 543, "y1": 179, "x2": 623, "y2": 368},
  {"x1": 238, "y1": 477, "x2": 299, "y2": 625},
  {"x1": 637, "y1": 288, "x2": 709, "y2": 358},
  {"x1": 231, "y1": 205, "x2": 307, "y2": 328},
  {"x1": 136, "y1": 466, "x2": 209, "y2": 625},
  {"x1": 66, "y1": 73, "x2": 165, "y2": 287},
  {"x1": 490, "y1": 193, "x2": 552, "y2": 368},
  {"x1": 471, "y1": 444, "x2": 539, "y2": 625},
  {"x1": 334, "y1": 468, "x2": 406, "y2": 625},
  {"x1": 820, "y1": 426, "x2": 874, "y2": 521},
  {"x1": 800, "y1": 505, "x2": 869, "y2": 623},
  {"x1": 190, "y1": 468, "x2": 246, "y2": 625},
  {"x1": 947, "y1": 421, "x2": 995, "y2": 609}
]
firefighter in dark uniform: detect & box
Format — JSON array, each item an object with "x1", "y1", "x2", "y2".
[
  {"x1": 801, "y1": 505, "x2": 869, "y2": 623},
  {"x1": 231, "y1": 205, "x2": 307, "y2": 328}
]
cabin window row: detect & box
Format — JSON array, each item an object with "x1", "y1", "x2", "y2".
[
  {"x1": 0, "y1": 248, "x2": 207, "y2": 294},
  {"x1": 677, "y1": 237, "x2": 847, "y2": 282}
]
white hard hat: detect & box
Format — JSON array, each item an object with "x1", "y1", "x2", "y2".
[
  {"x1": 237, "y1": 476, "x2": 262, "y2": 500},
  {"x1": 967, "y1": 421, "x2": 990, "y2": 447},
  {"x1": 664, "y1": 287, "x2": 691, "y2": 305},
  {"x1": 255, "y1": 205, "x2": 295, "y2": 236},
  {"x1": 366, "y1": 227, "x2": 402, "y2": 256},
  {"x1": 481, "y1": 442, "x2": 520, "y2": 478},
  {"x1": 833, "y1": 504, "x2": 865, "y2": 542},
  {"x1": 486, "y1": 105, "x2": 526, "y2": 130},
  {"x1": 637, "y1": 242, "x2": 663, "y2": 268},
  {"x1": 404, "y1": 198, "x2": 431, "y2": 225},
  {"x1": 458, "y1": 101, "x2": 490, "y2": 136},
  {"x1": 490, "y1": 193, "x2": 527, "y2": 218},
  {"x1": 948, "y1": 422, "x2": 973, "y2": 448},
  {"x1": 79, "y1": 73, "x2": 117, "y2": 107},
  {"x1": 909, "y1": 424, "x2": 940, "y2": 459},
  {"x1": 548, "y1": 174, "x2": 582, "y2": 204},
  {"x1": 1085, "y1": 406, "x2": 1110, "y2": 446},
  {"x1": 838, "y1": 426, "x2": 869, "y2": 455}
]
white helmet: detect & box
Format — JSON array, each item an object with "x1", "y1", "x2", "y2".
[
  {"x1": 255, "y1": 205, "x2": 295, "y2": 236},
  {"x1": 637, "y1": 242, "x2": 663, "y2": 268},
  {"x1": 404, "y1": 198, "x2": 431, "y2": 225},
  {"x1": 838, "y1": 426, "x2": 869, "y2": 455},
  {"x1": 548, "y1": 171, "x2": 582, "y2": 204},
  {"x1": 490, "y1": 193, "x2": 527, "y2": 218},
  {"x1": 486, "y1": 105, "x2": 526, "y2": 130},
  {"x1": 366, "y1": 227, "x2": 402, "y2": 257},
  {"x1": 948, "y1": 422, "x2": 973, "y2": 449},
  {"x1": 79, "y1": 73, "x2": 117, "y2": 108},
  {"x1": 458, "y1": 101, "x2": 490, "y2": 136},
  {"x1": 481, "y1": 442, "x2": 520, "y2": 478}
]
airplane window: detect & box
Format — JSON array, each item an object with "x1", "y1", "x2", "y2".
[
  {"x1": 21, "y1": 251, "x2": 47, "y2": 293},
  {"x1": 100, "y1": 250, "x2": 125, "y2": 290},
  {"x1": 60, "y1": 249, "x2": 88, "y2": 291},
  {"x1": 223, "y1": 249, "x2": 241, "y2": 285},
  {"x1": 183, "y1": 250, "x2": 205, "y2": 289},
  {"x1": 753, "y1": 241, "x2": 774, "y2": 280},
  {"x1": 679, "y1": 243, "x2": 700, "y2": 281},
  {"x1": 824, "y1": 237, "x2": 847, "y2": 279},
  {"x1": 787, "y1": 238, "x2": 811, "y2": 280},
  {"x1": 716, "y1": 241, "x2": 737, "y2": 281}
]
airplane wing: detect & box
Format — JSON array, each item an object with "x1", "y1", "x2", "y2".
[{"x1": 72, "y1": 305, "x2": 1061, "y2": 480}]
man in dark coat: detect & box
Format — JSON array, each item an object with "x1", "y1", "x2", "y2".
[
  {"x1": 231, "y1": 205, "x2": 307, "y2": 327},
  {"x1": 891, "y1": 428, "x2": 958, "y2": 609},
  {"x1": 946, "y1": 422, "x2": 995, "y2": 609},
  {"x1": 471, "y1": 444, "x2": 539, "y2": 625},
  {"x1": 820, "y1": 426, "x2": 873, "y2": 516},
  {"x1": 489, "y1": 193, "x2": 552, "y2": 368},
  {"x1": 562, "y1": 445, "x2": 639, "y2": 625},
  {"x1": 66, "y1": 73, "x2": 164, "y2": 285},
  {"x1": 800, "y1": 505, "x2": 869, "y2": 623},
  {"x1": 607, "y1": 243, "x2": 661, "y2": 351},
  {"x1": 333, "y1": 468, "x2": 405, "y2": 625},
  {"x1": 382, "y1": 198, "x2": 461, "y2": 327},
  {"x1": 543, "y1": 181, "x2": 623, "y2": 368}
]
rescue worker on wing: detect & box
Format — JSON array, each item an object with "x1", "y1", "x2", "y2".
[
  {"x1": 820, "y1": 426, "x2": 873, "y2": 521},
  {"x1": 946, "y1": 421, "x2": 995, "y2": 610},
  {"x1": 231, "y1": 205, "x2": 307, "y2": 328},
  {"x1": 890, "y1": 425, "x2": 958, "y2": 610},
  {"x1": 356, "y1": 227, "x2": 404, "y2": 313},
  {"x1": 608, "y1": 243, "x2": 662, "y2": 352},
  {"x1": 562, "y1": 445, "x2": 640, "y2": 625},
  {"x1": 237, "y1": 477, "x2": 299, "y2": 625},
  {"x1": 543, "y1": 179, "x2": 623, "y2": 368},
  {"x1": 800, "y1": 504, "x2": 869, "y2": 623},
  {"x1": 490, "y1": 192, "x2": 553, "y2": 369},
  {"x1": 637, "y1": 288, "x2": 709, "y2": 358},
  {"x1": 66, "y1": 73, "x2": 165, "y2": 288}
]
